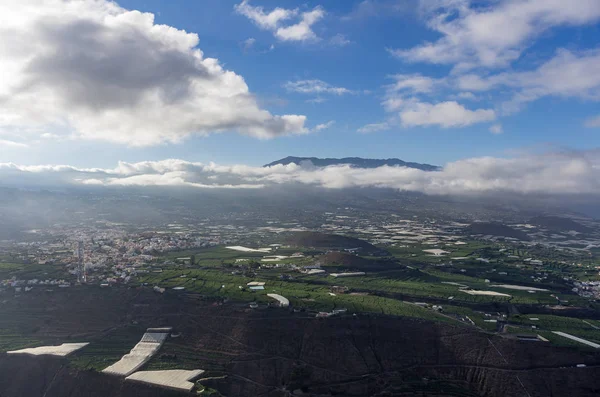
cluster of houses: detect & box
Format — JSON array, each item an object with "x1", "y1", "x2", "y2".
[{"x1": 572, "y1": 280, "x2": 600, "y2": 299}]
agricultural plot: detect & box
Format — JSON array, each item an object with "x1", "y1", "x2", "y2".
[
  {"x1": 509, "y1": 314, "x2": 600, "y2": 343},
  {"x1": 70, "y1": 326, "x2": 147, "y2": 371},
  {"x1": 103, "y1": 329, "x2": 171, "y2": 376},
  {"x1": 0, "y1": 333, "x2": 43, "y2": 353},
  {"x1": 126, "y1": 369, "x2": 204, "y2": 392},
  {"x1": 133, "y1": 238, "x2": 595, "y2": 340},
  {"x1": 0, "y1": 262, "x2": 67, "y2": 280},
  {"x1": 490, "y1": 284, "x2": 549, "y2": 291},
  {"x1": 440, "y1": 305, "x2": 499, "y2": 332},
  {"x1": 387, "y1": 241, "x2": 490, "y2": 263},
  {"x1": 225, "y1": 246, "x2": 272, "y2": 253},
  {"x1": 143, "y1": 338, "x2": 220, "y2": 372},
  {"x1": 551, "y1": 332, "x2": 600, "y2": 349},
  {"x1": 312, "y1": 294, "x2": 453, "y2": 322},
  {"x1": 7, "y1": 342, "x2": 88, "y2": 356}
]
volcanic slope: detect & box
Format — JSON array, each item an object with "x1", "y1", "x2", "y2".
[
  {"x1": 529, "y1": 215, "x2": 592, "y2": 233},
  {"x1": 286, "y1": 231, "x2": 383, "y2": 254},
  {"x1": 1, "y1": 288, "x2": 600, "y2": 397},
  {"x1": 467, "y1": 222, "x2": 531, "y2": 241}
]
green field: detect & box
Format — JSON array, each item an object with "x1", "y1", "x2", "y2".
[
  {"x1": 134, "y1": 243, "x2": 591, "y2": 327},
  {"x1": 69, "y1": 325, "x2": 146, "y2": 371},
  {"x1": 509, "y1": 314, "x2": 600, "y2": 345},
  {"x1": 0, "y1": 262, "x2": 67, "y2": 280}
]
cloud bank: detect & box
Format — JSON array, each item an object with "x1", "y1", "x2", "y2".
[
  {"x1": 0, "y1": 0, "x2": 308, "y2": 146},
  {"x1": 2, "y1": 151, "x2": 600, "y2": 196}
]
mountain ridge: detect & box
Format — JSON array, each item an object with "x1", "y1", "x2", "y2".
[{"x1": 264, "y1": 156, "x2": 440, "y2": 171}]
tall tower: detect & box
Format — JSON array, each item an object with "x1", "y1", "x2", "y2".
[{"x1": 77, "y1": 241, "x2": 85, "y2": 284}]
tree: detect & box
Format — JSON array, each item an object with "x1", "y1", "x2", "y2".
[
  {"x1": 249, "y1": 260, "x2": 260, "y2": 270},
  {"x1": 190, "y1": 255, "x2": 196, "y2": 266}
]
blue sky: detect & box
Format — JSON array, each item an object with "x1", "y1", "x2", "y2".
[{"x1": 1, "y1": 0, "x2": 600, "y2": 169}]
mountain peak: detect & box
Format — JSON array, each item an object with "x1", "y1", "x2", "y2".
[{"x1": 264, "y1": 156, "x2": 440, "y2": 171}]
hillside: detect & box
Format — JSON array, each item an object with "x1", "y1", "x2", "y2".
[
  {"x1": 318, "y1": 251, "x2": 374, "y2": 269},
  {"x1": 529, "y1": 215, "x2": 592, "y2": 233},
  {"x1": 264, "y1": 156, "x2": 440, "y2": 171},
  {"x1": 0, "y1": 355, "x2": 182, "y2": 397},
  {"x1": 286, "y1": 231, "x2": 383, "y2": 254},
  {"x1": 467, "y1": 222, "x2": 531, "y2": 241},
  {"x1": 1, "y1": 288, "x2": 600, "y2": 397}
]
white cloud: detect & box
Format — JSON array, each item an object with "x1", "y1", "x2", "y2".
[
  {"x1": 455, "y1": 49, "x2": 600, "y2": 113},
  {"x1": 306, "y1": 97, "x2": 327, "y2": 104},
  {"x1": 276, "y1": 7, "x2": 325, "y2": 42},
  {"x1": 3, "y1": 151, "x2": 600, "y2": 196},
  {"x1": 0, "y1": 0, "x2": 308, "y2": 146},
  {"x1": 242, "y1": 37, "x2": 256, "y2": 52},
  {"x1": 489, "y1": 124, "x2": 503, "y2": 134},
  {"x1": 329, "y1": 34, "x2": 351, "y2": 47},
  {"x1": 389, "y1": 74, "x2": 442, "y2": 94},
  {"x1": 388, "y1": 49, "x2": 600, "y2": 122},
  {"x1": 391, "y1": 0, "x2": 600, "y2": 70},
  {"x1": 398, "y1": 100, "x2": 496, "y2": 128},
  {"x1": 235, "y1": 1, "x2": 325, "y2": 42},
  {"x1": 357, "y1": 122, "x2": 390, "y2": 133},
  {"x1": 585, "y1": 115, "x2": 600, "y2": 128},
  {"x1": 0, "y1": 139, "x2": 28, "y2": 148},
  {"x1": 374, "y1": 73, "x2": 495, "y2": 130},
  {"x1": 456, "y1": 92, "x2": 476, "y2": 100},
  {"x1": 313, "y1": 121, "x2": 335, "y2": 132},
  {"x1": 504, "y1": 49, "x2": 600, "y2": 111},
  {"x1": 233, "y1": 1, "x2": 296, "y2": 30},
  {"x1": 284, "y1": 79, "x2": 353, "y2": 95}
]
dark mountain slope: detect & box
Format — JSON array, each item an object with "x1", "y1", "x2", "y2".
[
  {"x1": 529, "y1": 215, "x2": 592, "y2": 233},
  {"x1": 0, "y1": 355, "x2": 182, "y2": 397},
  {"x1": 319, "y1": 251, "x2": 374, "y2": 268},
  {"x1": 468, "y1": 222, "x2": 531, "y2": 241},
  {"x1": 1, "y1": 289, "x2": 600, "y2": 397},
  {"x1": 286, "y1": 231, "x2": 382, "y2": 254},
  {"x1": 264, "y1": 156, "x2": 440, "y2": 171}
]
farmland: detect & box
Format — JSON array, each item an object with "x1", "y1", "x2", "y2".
[
  {"x1": 2, "y1": 209, "x2": 600, "y2": 397},
  {"x1": 1, "y1": 287, "x2": 600, "y2": 397},
  {"x1": 0, "y1": 206, "x2": 600, "y2": 395}
]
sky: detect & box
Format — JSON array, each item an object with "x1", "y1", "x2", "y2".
[{"x1": 0, "y1": 0, "x2": 599, "y2": 195}]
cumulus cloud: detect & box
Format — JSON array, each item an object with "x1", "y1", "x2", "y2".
[
  {"x1": 0, "y1": 0, "x2": 308, "y2": 146},
  {"x1": 489, "y1": 124, "x2": 503, "y2": 134},
  {"x1": 284, "y1": 79, "x2": 354, "y2": 95},
  {"x1": 235, "y1": 1, "x2": 325, "y2": 42},
  {"x1": 2, "y1": 151, "x2": 600, "y2": 196},
  {"x1": 398, "y1": 101, "x2": 496, "y2": 128},
  {"x1": 379, "y1": 73, "x2": 495, "y2": 129},
  {"x1": 391, "y1": 0, "x2": 600, "y2": 70}
]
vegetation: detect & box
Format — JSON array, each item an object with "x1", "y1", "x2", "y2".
[{"x1": 69, "y1": 325, "x2": 146, "y2": 371}]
